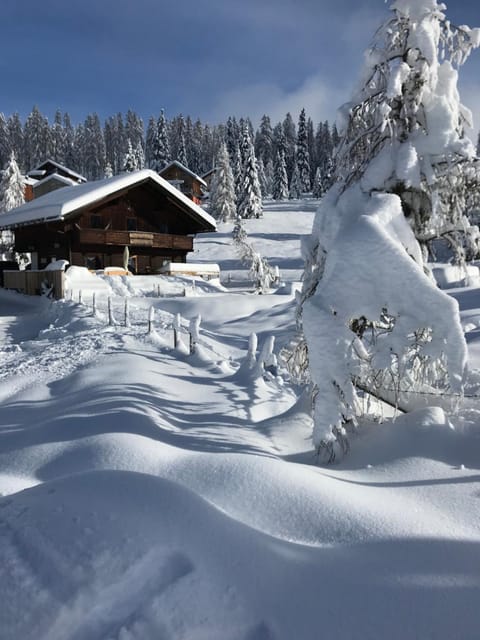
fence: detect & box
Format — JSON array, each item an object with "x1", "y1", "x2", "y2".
[{"x1": 2, "y1": 270, "x2": 65, "y2": 300}]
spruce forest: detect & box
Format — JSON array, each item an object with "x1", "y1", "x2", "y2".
[{"x1": 0, "y1": 107, "x2": 339, "y2": 197}]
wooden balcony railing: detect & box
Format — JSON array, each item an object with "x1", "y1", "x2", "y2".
[{"x1": 76, "y1": 229, "x2": 193, "y2": 251}]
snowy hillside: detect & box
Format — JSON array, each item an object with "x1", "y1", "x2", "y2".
[{"x1": 1, "y1": 200, "x2": 480, "y2": 640}]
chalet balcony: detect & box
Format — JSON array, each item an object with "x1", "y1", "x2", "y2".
[{"x1": 76, "y1": 229, "x2": 193, "y2": 252}]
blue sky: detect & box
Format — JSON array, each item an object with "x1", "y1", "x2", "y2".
[{"x1": 1, "y1": 0, "x2": 479, "y2": 132}]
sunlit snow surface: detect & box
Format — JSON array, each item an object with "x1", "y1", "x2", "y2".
[{"x1": 1, "y1": 200, "x2": 480, "y2": 640}]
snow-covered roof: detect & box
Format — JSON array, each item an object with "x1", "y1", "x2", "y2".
[
  {"x1": 33, "y1": 173, "x2": 78, "y2": 189},
  {"x1": 0, "y1": 169, "x2": 217, "y2": 231},
  {"x1": 28, "y1": 159, "x2": 87, "y2": 183},
  {"x1": 201, "y1": 167, "x2": 217, "y2": 179},
  {"x1": 160, "y1": 161, "x2": 208, "y2": 187}
]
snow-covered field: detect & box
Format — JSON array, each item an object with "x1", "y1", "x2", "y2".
[{"x1": 1, "y1": 200, "x2": 480, "y2": 639}]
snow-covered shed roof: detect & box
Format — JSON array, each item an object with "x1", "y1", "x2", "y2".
[
  {"x1": 0, "y1": 169, "x2": 217, "y2": 231},
  {"x1": 33, "y1": 173, "x2": 78, "y2": 189},
  {"x1": 160, "y1": 161, "x2": 208, "y2": 187},
  {"x1": 28, "y1": 159, "x2": 87, "y2": 183}
]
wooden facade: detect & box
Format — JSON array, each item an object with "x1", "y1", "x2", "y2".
[
  {"x1": 159, "y1": 162, "x2": 206, "y2": 204},
  {"x1": 7, "y1": 172, "x2": 216, "y2": 275}
]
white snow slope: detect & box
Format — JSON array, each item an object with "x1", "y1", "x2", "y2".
[{"x1": 1, "y1": 199, "x2": 480, "y2": 640}]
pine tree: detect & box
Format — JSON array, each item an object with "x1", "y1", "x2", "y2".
[
  {"x1": 24, "y1": 106, "x2": 49, "y2": 170},
  {"x1": 83, "y1": 113, "x2": 106, "y2": 180},
  {"x1": 232, "y1": 144, "x2": 243, "y2": 201},
  {"x1": 272, "y1": 151, "x2": 289, "y2": 200},
  {"x1": 170, "y1": 115, "x2": 188, "y2": 167},
  {"x1": 225, "y1": 116, "x2": 240, "y2": 163},
  {"x1": 255, "y1": 115, "x2": 273, "y2": 168},
  {"x1": 122, "y1": 139, "x2": 137, "y2": 172},
  {"x1": 0, "y1": 114, "x2": 10, "y2": 169},
  {"x1": 0, "y1": 152, "x2": 25, "y2": 258},
  {"x1": 296, "y1": 108, "x2": 311, "y2": 192},
  {"x1": 256, "y1": 158, "x2": 269, "y2": 197},
  {"x1": 125, "y1": 110, "x2": 144, "y2": 156},
  {"x1": 63, "y1": 113, "x2": 77, "y2": 171},
  {"x1": 104, "y1": 162, "x2": 113, "y2": 179},
  {"x1": 312, "y1": 166, "x2": 324, "y2": 198},
  {"x1": 237, "y1": 128, "x2": 262, "y2": 219},
  {"x1": 232, "y1": 215, "x2": 275, "y2": 292},
  {"x1": 145, "y1": 116, "x2": 156, "y2": 169},
  {"x1": 282, "y1": 113, "x2": 296, "y2": 184},
  {"x1": 150, "y1": 110, "x2": 170, "y2": 172},
  {"x1": 209, "y1": 142, "x2": 236, "y2": 222},
  {"x1": 289, "y1": 162, "x2": 302, "y2": 199},
  {"x1": 50, "y1": 109, "x2": 66, "y2": 164},
  {"x1": 7, "y1": 114, "x2": 24, "y2": 170},
  {"x1": 134, "y1": 141, "x2": 145, "y2": 170}
]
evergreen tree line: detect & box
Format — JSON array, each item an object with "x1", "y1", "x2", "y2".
[{"x1": 0, "y1": 106, "x2": 339, "y2": 196}]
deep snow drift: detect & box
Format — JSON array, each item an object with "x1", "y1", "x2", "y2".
[{"x1": 1, "y1": 200, "x2": 480, "y2": 639}]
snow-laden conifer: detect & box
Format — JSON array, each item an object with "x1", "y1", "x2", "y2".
[
  {"x1": 272, "y1": 151, "x2": 289, "y2": 201},
  {"x1": 122, "y1": 140, "x2": 138, "y2": 173},
  {"x1": 296, "y1": 108, "x2": 311, "y2": 192},
  {"x1": 312, "y1": 167, "x2": 324, "y2": 198},
  {"x1": 232, "y1": 215, "x2": 274, "y2": 292},
  {"x1": 150, "y1": 110, "x2": 170, "y2": 172},
  {"x1": 0, "y1": 151, "x2": 25, "y2": 258},
  {"x1": 289, "y1": 163, "x2": 303, "y2": 200},
  {"x1": 209, "y1": 142, "x2": 236, "y2": 222},
  {"x1": 237, "y1": 129, "x2": 262, "y2": 219},
  {"x1": 297, "y1": 0, "x2": 480, "y2": 460}
]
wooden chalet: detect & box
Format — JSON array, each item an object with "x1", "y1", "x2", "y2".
[
  {"x1": 27, "y1": 159, "x2": 87, "y2": 200},
  {"x1": 159, "y1": 161, "x2": 207, "y2": 205},
  {"x1": 0, "y1": 169, "x2": 216, "y2": 274}
]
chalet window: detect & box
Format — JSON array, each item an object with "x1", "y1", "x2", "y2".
[
  {"x1": 90, "y1": 215, "x2": 103, "y2": 229},
  {"x1": 126, "y1": 218, "x2": 137, "y2": 231}
]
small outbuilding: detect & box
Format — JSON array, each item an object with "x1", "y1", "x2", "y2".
[
  {"x1": 0, "y1": 169, "x2": 216, "y2": 274},
  {"x1": 159, "y1": 161, "x2": 207, "y2": 204}
]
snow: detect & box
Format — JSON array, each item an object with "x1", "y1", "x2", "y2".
[
  {"x1": 1, "y1": 199, "x2": 480, "y2": 639},
  {"x1": 0, "y1": 169, "x2": 216, "y2": 231}
]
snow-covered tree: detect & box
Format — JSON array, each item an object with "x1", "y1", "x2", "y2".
[
  {"x1": 122, "y1": 139, "x2": 138, "y2": 172},
  {"x1": 225, "y1": 116, "x2": 240, "y2": 163},
  {"x1": 296, "y1": 0, "x2": 479, "y2": 460},
  {"x1": 255, "y1": 115, "x2": 273, "y2": 168},
  {"x1": 289, "y1": 162, "x2": 303, "y2": 200},
  {"x1": 311, "y1": 166, "x2": 325, "y2": 198},
  {"x1": 232, "y1": 215, "x2": 275, "y2": 292},
  {"x1": 0, "y1": 114, "x2": 10, "y2": 169},
  {"x1": 7, "y1": 114, "x2": 24, "y2": 170},
  {"x1": 170, "y1": 115, "x2": 189, "y2": 167},
  {"x1": 237, "y1": 128, "x2": 262, "y2": 219},
  {"x1": 83, "y1": 113, "x2": 106, "y2": 180},
  {"x1": 272, "y1": 150, "x2": 289, "y2": 200},
  {"x1": 232, "y1": 144, "x2": 243, "y2": 201},
  {"x1": 24, "y1": 106, "x2": 49, "y2": 170},
  {"x1": 256, "y1": 158, "x2": 269, "y2": 197},
  {"x1": 282, "y1": 113, "x2": 297, "y2": 183},
  {"x1": 0, "y1": 152, "x2": 25, "y2": 258},
  {"x1": 125, "y1": 110, "x2": 144, "y2": 156},
  {"x1": 209, "y1": 142, "x2": 236, "y2": 222},
  {"x1": 296, "y1": 108, "x2": 311, "y2": 192},
  {"x1": 104, "y1": 162, "x2": 113, "y2": 179},
  {"x1": 149, "y1": 110, "x2": 170, "y2": 172}
]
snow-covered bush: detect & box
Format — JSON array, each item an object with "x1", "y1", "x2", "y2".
[
  {"x1": 232, "y1": 216, "x2": 275, "y2": 293},
  {"x1": 297, "y1": 0, "x2": 479, "y2": 459}
]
